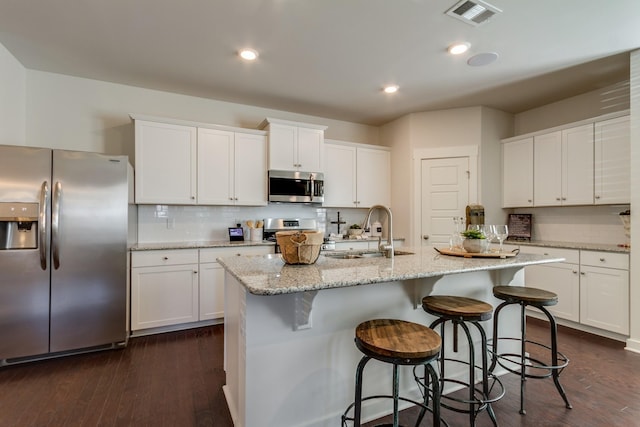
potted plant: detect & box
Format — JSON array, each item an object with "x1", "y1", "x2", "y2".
[
  {"x1": 460, "y1": 229, "x2": 488, "y2": 253},
  {"x1": 347, "y1": 224, "x2": 363, "y2": 236}
]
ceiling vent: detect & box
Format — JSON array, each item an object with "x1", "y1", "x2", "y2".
[{"x1": 445, "y1": 0, "x2": 502, "y2": 26}]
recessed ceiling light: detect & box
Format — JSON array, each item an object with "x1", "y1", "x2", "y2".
[
  {"x1": 239, "y1": 48, "x2": 259, "y2": 61},
  {"x1": 448, "y1": 42, "x2": 470, "y2": 55},
  {"x1": 383, "y1": 85, "x2": 399, "y2": 94}
]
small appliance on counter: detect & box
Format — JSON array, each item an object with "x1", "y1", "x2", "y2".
[{"x1": 465, "y1": 204, "x2": 485, "y2": 228}]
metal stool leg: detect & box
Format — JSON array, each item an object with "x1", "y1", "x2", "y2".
[
  {"x1": 539, "y1": 305, "x2": 573, "y2": 409},
  {"x1": 473, "y1": 321, "x2": 498, "y2": 427},
  {"x1": 353, "y1": 356, "x2": 371, "y2": 426},
  {"x1": 519, "y1": 301, "x2": 527, "y2": 415}
]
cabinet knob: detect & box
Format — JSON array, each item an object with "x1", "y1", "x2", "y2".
[
  {"x1": 562, "y1": 197, "x2": 567, "y2": 201},
  {"x1": 191, "y1": 196, "x2": 195, "y2": 200},
  {"x1": 423, "y1": 235, "x2": 430, "y2": 240},
  {"x1": 595, "y1": 195, "x2": 601, "y2": 199},
  {"x1": 528, "y1": 199, "x2": 532, "y2": 203},
  {"x1": 580, "y1": 272, "x2": 586, "y2": 275},
  {"x1": 229, "y1": 197, "x2": 234, "y2": 201},
  {"x1": 163, "y1": 256, "x2": 169, "y2": 260},
  {"x1": 235, "y1": 197, "x2": 238, "y2": 201},
  {"x1": 572, "y1": 270, "x2": 578, "y2": 274},
  {"x1": 600, "y1": 258, "x2": 606, "y2": 262},
  {"x1": 193, "y1": 271, "x2": 198, "y2": 274},
  {"x1": 556, "y1": 197, "x2": 561, "y2": 201}
]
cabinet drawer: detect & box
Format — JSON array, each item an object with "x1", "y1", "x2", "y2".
[
  {"x1": 520, "y1": 246, "x2": 579, "y2": 264},
  {"x1": 581, "y1": 251, "x2": 629, "y2": 270},
  {"x1": 132, "y1": 249, "x2": 199, "y2": 267},
  {"x1": 199, "y1": 246, "x2": 273, "y2": 263}
]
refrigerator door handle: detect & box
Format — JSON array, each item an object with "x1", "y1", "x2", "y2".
[
  {"x1": 52, "y1": 181, "x2": 62, "y2": 270},
  {"x1": 39, "y1": 181, "x2": 49, "y2": 270}
]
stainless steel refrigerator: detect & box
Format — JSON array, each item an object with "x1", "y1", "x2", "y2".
[{"x1": 0, "y1": 145, "x2": 128, "y2": 362}]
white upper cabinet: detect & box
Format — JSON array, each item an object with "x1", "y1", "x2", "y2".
[
  {"x1": 594, "y1": 115, "x2": 630, "y2": 204},
  {"x1": 324, "y1": 143, "x2": 356, "y2": 207},
  {"x1": 324, "y1": 141, "x2": 391, "y2": 208},
  {"x1": 197, "y1": 128, "x2": 267, "y2": 206},
  {"x1": 534, "y1": 124, "x2": 594, "y2": 206},
  {"x1": 135, "y1": 120, "x2": 197, "y2": 204},
  {"x1": 502, "y1": 112, "x2": 628, "y2": 208},
  {"x1": 133, "y1": 116, "x2": 266, "y2": 206},
  {"x1": 260, "y1": 118, "x2": 327, "y2": 172},
  {"x1": 502, "y1": 137, "x2": 533, "y2": 208}
]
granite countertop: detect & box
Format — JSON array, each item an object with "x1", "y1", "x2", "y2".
[
  {"x1": 130, "y1": 240, "x2": 275, "y2": 251},
  {"x1": 511, "y1": 240, "x2": 630, "y2": 253},
  {"x1": 217, "y1": 246, "x2": 564, "y2": 296}
]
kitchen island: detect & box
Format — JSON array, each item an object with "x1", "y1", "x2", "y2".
[{"x1": 218, "y1": 246, "x2": 563, "y2": 427}]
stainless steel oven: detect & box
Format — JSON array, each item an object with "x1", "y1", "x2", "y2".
[{"x1": 268, "y1": 170, "x2": 324, "y2": 204}]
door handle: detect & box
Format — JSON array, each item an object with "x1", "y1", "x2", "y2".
[
  {"x1": 52, "y1": 181, "x2": 62, "y2": 270},
  {"x1": 39, "y1": 181, "x2": 49, "y2": 270}
]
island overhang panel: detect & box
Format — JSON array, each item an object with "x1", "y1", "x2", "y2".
[{"x1": 220, "y1": 248, "x2": 563, "y2": 427}]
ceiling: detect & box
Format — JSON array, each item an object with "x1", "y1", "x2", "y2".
[{"x1": 0, "y1": 0, "x2": 638, "y2": 126}]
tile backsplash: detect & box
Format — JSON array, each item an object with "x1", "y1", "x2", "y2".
[
  {"x1": 136, "y1": 204, "x2": 371, "y2": 243},
  {"x1": 511, "y1": 204, "x2": 630, "y2": 246}
]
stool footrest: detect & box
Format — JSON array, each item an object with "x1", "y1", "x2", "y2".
[
  {"x1": 488, "y1": 337, "x2": 569, "y2": 379},
  {"x1": 341, "y1": 394, "x2": 449, "y2": 427}
]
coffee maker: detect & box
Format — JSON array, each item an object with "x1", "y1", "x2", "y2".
[{"x1": 465, "y1": 204, "x2": 485, "y2": 228}]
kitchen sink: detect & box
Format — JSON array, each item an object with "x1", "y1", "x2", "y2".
[{"x1": 323, "y1": 250, "x2": 414, "y2": 259}]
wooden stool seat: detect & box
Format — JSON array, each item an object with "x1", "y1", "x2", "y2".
[
  {"x1": 344, "y1": 319, "x2": 443, "y2": 426},
  {"x1": 356, "y1": 319, "x2": 441, "y2": 362},
  {"x1": 422, "y1": 295, "x2": 493, "y2": 322},
  {"x1": 493, "y1": 285, "x2": 558, "y2": 306}
]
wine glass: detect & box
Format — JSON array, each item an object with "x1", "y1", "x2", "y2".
[
  {"x1": 484, "y1": 225, "x2": 497, "y2": 253},
  {"x1": 493, "y1": 225, "x2": 509, "y2": 253}
]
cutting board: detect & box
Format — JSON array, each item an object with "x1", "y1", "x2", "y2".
[{"x1": 435, "y1": 247, "x2": 519, "y2": 259}]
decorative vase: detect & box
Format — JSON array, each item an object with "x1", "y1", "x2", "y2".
[{"x1": 463, "y1": 238, "x2": 488, "y2": 253}]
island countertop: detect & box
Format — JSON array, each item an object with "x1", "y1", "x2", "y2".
[{"x1": 217, "y1": 246, "x2": 564, "y2": 296}]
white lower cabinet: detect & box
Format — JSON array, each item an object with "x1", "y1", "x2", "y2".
[
  {"x1": 522, "y1": 247, "x2": 580, "y2": 322},
  {"x1": 522, "y1": 246, "x2": 629, "y2": 336},
  {"x1": 199, "y1": 246, "x2": 272, "y2": 321},
  {"x1": 579, "y1": 251, "x2": 629, "y2": 335},
  {"x1": 131, "y1": 245, "x2": 273, "y2": 332},
  {"x1": 131, "y1": 250, "x2": 199, "y2": 331}
]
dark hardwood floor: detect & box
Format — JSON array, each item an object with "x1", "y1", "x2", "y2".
[{"x1": 1, "y1": 319, "x2": 639, "y2": 426}]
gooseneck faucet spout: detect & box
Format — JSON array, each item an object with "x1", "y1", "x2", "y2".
[{"x1": 362, "y1": 204, "x2": 393, "y2": 258}]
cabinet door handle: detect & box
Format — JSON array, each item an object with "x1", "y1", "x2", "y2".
[
  {"x1": 599, "y1": 258, "x2": 605, "y2": 262},
  {"x1": 556, "y1": 197, "x2": 561, "y2": 201},
  {"x1": 572, "y1": 270, "x2": 578, "y2": 274},
  {"x1": 580, "y1": 272, "x2": 586, "y2": 276},
  {"x1": 193, "y1": 271, "x2": 198, "y2": 274},
  {"x1": 562, "y1": 197, "x2": 567, "y2": 201},
  {"x1": 595, "y1": 195, "x2": 601, "y2": 199},
  {"x1": 163, "y1": 256, "x2": 169, "y2": 260}
]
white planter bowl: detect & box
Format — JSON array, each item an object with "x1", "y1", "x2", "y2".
[{"x1": 463, "y1": 238, "x2": 488, "y2": 253}]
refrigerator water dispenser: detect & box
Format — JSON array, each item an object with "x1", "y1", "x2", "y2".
[{"x1": 0, "y1": 202, "x2": 38, "y2": 250}]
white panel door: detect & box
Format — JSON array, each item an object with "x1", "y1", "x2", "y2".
[
  {"x1": 199, "y1": 262, "x2": 225, "y2": 320},
  {"x1": 268, "y1": 123, "x2": 297, "y2": 171},
  {"x1": 580, "y1": 265, "x2": 629, "y2": 334},
  {"x1": 502, "y1": 137, "x2": 533, "y2": 207},
  {"x1": 297, "y1": 127, "x2": 323, "y2": 172},
  {"x1": 135, "y1": 121, "x2": 196, "y2": 204},
  {"x1": 420, "y1": 157, "x2": 469, "y2": 247},
  {"x1": 562, "y1": 123, "x2": 594, "y2": 205},
  {"x1": 197, "y1": 128, "x2": 234, "y2": 204},
  {"x1": 234, "y1": 133, "x2": 268, "y2": 206},
  {"x1": 533, "y1": 131, "x2": 562, "y2": 206},
  {"x1": 324, "y1": 144, "x2": 357, "y2": 207},
  {"x1": 357, "y1": 147, "x2": 391, "y2": 208},
  {"x1": 595, "y1": 115, "x2": 630, "y2": 204},
  {"x1": 525, "y1": 262, "x2": 580, "y2": 322}
]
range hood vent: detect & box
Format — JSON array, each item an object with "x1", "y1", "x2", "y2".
[{"x1": 445, "y1": 0, "x2": 501, "y2": 26}]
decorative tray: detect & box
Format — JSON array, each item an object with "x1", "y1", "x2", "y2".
[{"x1": 434, "y1": 247, "x2": 519, "y2": 259}]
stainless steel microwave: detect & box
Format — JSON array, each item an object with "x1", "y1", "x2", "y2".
[{"x1": 268, "y1": 170, "x2": 324, "y2": 204}]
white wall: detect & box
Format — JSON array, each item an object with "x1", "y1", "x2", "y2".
[
  {"x1": 0, "y1": 43, "x2": 26, "y2": 145},
  {"x1": 24, "y1": 70, "x2": 380, "y2": 160},
  {"x1": 514, "y1": 81, "x2": 629, "y2": 135}
]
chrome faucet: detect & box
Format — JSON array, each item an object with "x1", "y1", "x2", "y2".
[{"x1": 362, "y1": 204, "x2": 394, "y2": 258}]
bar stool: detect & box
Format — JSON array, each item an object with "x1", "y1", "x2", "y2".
[
  {"x1": 489, "y1": 286, "x2": 572, "y2": 415},
  {"x1": 342, "y1": 318, "x2": 443, "y2": 427},
  {"x1": 421, "y1": 296, "x2": 504, "y2": 427}
]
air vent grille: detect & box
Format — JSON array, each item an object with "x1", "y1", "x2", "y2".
[{"x1": 445, "y1": 0, "x2": 501, "y2": 26}]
